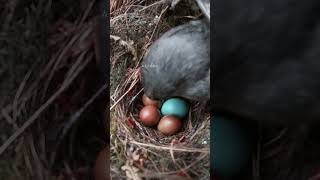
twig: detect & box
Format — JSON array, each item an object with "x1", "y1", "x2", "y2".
[
  {"x1": 0, "y1": 52, "x2": 92, "y2": 156},
  {"x1": 128, "y1": 88, "x2": 144, "y2": 105},
  {"x1": 79, "y1": 0, "x2": 96, "y2": 25},
  {"x1": 263, "y1": 128, "x2": 287, "y2": 147},
  {"x1": 64, "y1": 162, "x2": 77, "y2": 180},
  {"x1": 50, "y1": 83, "x2": 107, "y2": 164},
  {"x1": 147, "y1": 5, "x2": 168, "y2": 45},
  {"x1": 110, "y1": 73, "x2": 139, "y2": 110},
  {"x1": 170, "y1": 141, "x2": 177, "y2": 164},
  {"x1": 138, "y1": 0, "x2": 167, "y2": 12},
  {"x1": 140, "y1": 153, "x2": 208, "y2": 178},
  {"x1": 130, "y1": 140, "x2": 209, "y2": 153},
  {"x1": 23, "y1": 146, "x2": 34, "y2": 177},
  {"x1": 13, "y1": 60, "x2": 36, "y2": 122},
  {"x1": 1, "y1": 108, "x2": 18, "y2": 130},
  {"x1": 42, "y1": 24, "x2": 89, "y2": 101},
  {"x1": 1, "y1": 0, "x2": 19, "y2": 32},
  {"x1": 63, "y1": 83, "x2": 106, "y2": 138},
  {"x1": 28, "y1": 135, "x2": 44, "y2": 180}
]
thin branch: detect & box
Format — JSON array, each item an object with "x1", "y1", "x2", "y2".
[
  {"x1": 130, "y1": 140, "x2": 209, "y2": 153},
  {"x1": 0, "y1": 53, "x2": 92, "y2": 156}
]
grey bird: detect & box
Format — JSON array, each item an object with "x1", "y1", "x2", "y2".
[
  {"x1": 141, "y1": 0, "x2": 210, "y2": 102},
  {"x1": 141, "y1": 19, "x2": 210, "y2": 101}
]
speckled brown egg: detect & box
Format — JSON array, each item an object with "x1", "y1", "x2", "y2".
[
  {"x1": 139, "y1": 105, "x2": 160, "y2": 126},
  {"x1": 142, "y1": 94, "x2": 160, "y2": 107},
  {"x1": 94, "y1": 146, "x2": 108, "y2": 180},
  {"x1": 157, "y1": 116, "x2": 182, "y2": 135}
]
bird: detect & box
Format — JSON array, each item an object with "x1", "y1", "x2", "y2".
[
  {"x1": 213, "y1": 1, "x2": 320, "y2": 179},
  {"x1": 141, "y1": 18, "x2": 210, "y2": 102},
  {"x1": 213, "y1": 0, "x2": 320, "y2": 125},
  {"x1": 141, "y1": 0, "x2": 210, "y2": 102}
]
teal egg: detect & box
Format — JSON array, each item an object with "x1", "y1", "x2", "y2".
[
  {"x1": 160, "y1": 98, "x2": 189, "y2": 119},
  {"x1": 211, "y1": 116, "x2": 253, "y2": 177}
]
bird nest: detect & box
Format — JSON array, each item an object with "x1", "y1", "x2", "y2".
[{"x1": 110, "y1": 0, "x2": 210, "y2": 179}]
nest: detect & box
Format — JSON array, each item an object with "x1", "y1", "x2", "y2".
[{"x1": 110, "y1": 0, "x2": 210, "y2": 179}]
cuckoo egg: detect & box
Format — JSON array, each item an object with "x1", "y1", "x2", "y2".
[{"x1": 161, "y1": 98, "x2": 189, "y2": 119}]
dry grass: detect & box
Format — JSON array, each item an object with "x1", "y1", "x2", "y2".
[
  {"x1": 110, "y1": 0, "x2": 210, "y2": 179},
  {"x1": 0, "y1": 0, "x2": 106, "y2": 179}
]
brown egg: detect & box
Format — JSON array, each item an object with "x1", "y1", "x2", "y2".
[
  {"x1": 157, "y1": 116, "x2": 182, "y2": 136},
  {"x1": 94, "y1": 146, "x2": 109, "y2": 180},
  {"x1": 139, "y1": 105, "x2": 160, "y2": 126},
  {"x1": 142, "y1": 94, "x2": 160, "y2": 107}
]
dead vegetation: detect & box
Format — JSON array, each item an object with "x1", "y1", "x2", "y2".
[{"x1": 0, "y1": 0, "x2": 106, "y2": 179}]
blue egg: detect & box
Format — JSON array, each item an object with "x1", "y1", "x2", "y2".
[
  {"x1": 161, "y1": 98, "x2": 189, "y2": 118},
  {"x1": 211, "y1": 116, "x2": 253, "y2": 178}
]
